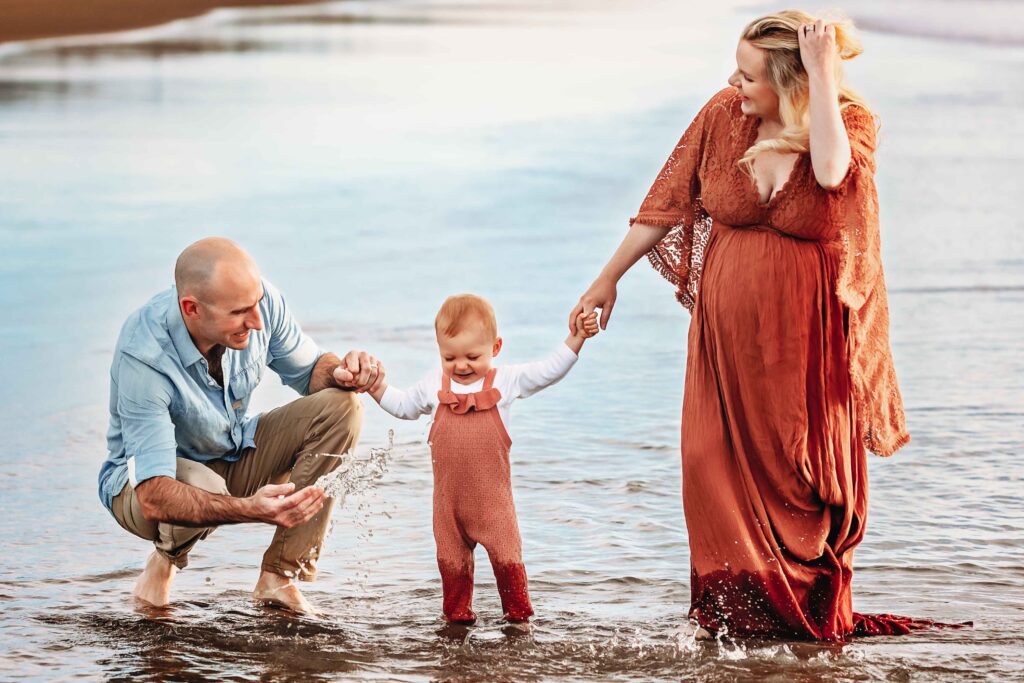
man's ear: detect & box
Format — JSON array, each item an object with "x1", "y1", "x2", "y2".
[
  {"x1": 492, "y1": 337, "x2": 503, "y2": 357},
  {"x1": 180, "y1": 297, "x2": 200, "y2": 319}
]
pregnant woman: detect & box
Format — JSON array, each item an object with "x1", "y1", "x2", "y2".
[{"x1": 572, "y1": 10, "x2": 934, "y2": 640}]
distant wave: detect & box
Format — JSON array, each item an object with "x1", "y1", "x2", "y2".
[{"x1": 840, "y1": 0, "x2": 1024, "y2": 46}]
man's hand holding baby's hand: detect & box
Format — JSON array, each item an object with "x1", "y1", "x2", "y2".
[
  {"x1": 332, "y1": 350, "x2": 386, "y2": 395},
  {"x1": 575, "y1": 312, "x2": 599, "y2": 339}
]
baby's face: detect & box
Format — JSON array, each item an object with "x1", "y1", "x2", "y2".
[{"x1": 437, "y1": 320, "x2": 502, "y2": 386}]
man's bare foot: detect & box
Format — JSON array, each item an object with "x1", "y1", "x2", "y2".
[
  {"x1": 253, "y1": 570, "x2": 318, "y2": 615},
  {"x1": 133, "y1": 551, "x2": 177, "y2": 607}
]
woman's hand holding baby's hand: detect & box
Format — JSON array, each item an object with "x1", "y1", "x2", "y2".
[
  {"x1": 571, "y1": 275, "x2": 617, "y2": 334},
  {"x1": 565, "y1": 311, "x2": 600, "y2": 354},
  {"x1": 575, "y1": 312, "x2": 599, "y2": 339}
]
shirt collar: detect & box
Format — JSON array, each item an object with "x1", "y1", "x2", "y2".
[{"x1": 165, "y1": 292, "x2": 203, "y2": 368}]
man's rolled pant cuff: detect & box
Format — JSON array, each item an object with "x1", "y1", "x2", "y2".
[
  {"x1": 261, "y1": 545, "x2": 322, "y2": 582},
  {"x1": 261, "y1": 495, "x2": 336, "y2": 582},
  {"x1": 156, "y1": 547, "x2": 190, "y2": 570}
]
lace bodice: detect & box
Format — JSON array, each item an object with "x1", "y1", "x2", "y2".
[{"x1": 631, "y1": 88, "x2": 909, "y2": 456}]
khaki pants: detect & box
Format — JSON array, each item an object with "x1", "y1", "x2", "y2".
[{"x1": 111, "y1": 389, "x2": 362, "y2": 581}]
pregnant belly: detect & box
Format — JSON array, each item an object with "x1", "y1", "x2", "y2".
[
  {"x1": 685, "y1": 223, "x2": 852, "y2": 517},
  {"x1": 698, "y1": 223, "x2": 840, "y2": 335}
]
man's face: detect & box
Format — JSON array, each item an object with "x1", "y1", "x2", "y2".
[{"x1": 183, "y1": 263, "x2": 264, "y2": 352}]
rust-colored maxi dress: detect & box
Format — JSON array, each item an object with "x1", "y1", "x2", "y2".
[{"x1": 632, "y1": 88, "x2": 921, "y2": 641}]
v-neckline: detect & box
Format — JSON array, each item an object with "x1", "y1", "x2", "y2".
[{"x1": 746, "y1": 115, "x2": 803, "y2": 209}]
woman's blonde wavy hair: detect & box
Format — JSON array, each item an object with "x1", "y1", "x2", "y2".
[{"x1": 738, "y1": 9, "x2": 873, "y2": 173}]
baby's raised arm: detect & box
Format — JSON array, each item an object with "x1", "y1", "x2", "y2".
[
  {"x1": 371, "y1": 369, "x2": 438, "y2": 420},
  {"x1": 503, "y1": 312, "x2": 598, "y2": 399},
  {"x1": 504, "y1": 343, "x2": 580, "y2": 400}
]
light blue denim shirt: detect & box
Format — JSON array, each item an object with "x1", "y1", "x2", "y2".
[{"x1": 98, "y1": 279, "x2": 323, "y2": 512}]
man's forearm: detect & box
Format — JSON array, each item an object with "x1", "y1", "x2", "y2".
[
  {"x1": 307, "y1": 352, "x2": 345, "y2": 394},
  {"x1": 136, "y1": 476, "x2": 254, "y2": 527}
]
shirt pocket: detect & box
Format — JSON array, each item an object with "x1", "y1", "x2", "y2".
[{"x1": 231, "y1": 360, "x2": 265, "y2": 405}]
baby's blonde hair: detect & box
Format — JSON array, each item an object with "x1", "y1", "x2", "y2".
[
  {"x1": 738, "y1": 9, "x2": 874, "y2": 174},
  {"x1": 435, "y1": 294, "x2": 498, "y2": 340}
]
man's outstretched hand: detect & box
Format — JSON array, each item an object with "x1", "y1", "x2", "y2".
[
  {"x1": 332, "y1": 349, "x2": 386, "y2": 394},
  {"x1": 249, "y1": 482, "x2": 326, "y2": 528}
]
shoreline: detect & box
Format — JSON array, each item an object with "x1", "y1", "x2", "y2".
[
  {"x1": 3, "y1": 0, "x2": 1023, "y2": 50},
  {"x1": 0, "y1": 0, "x2": 331, "y2": 45}
]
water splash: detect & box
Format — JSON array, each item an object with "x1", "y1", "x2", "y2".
[
  {"x1": 313, "y1": 429, "x2": 394, "y2": 507},
  {"x1": 310, "y1": 429, "x2": 395, "y2": 553}
]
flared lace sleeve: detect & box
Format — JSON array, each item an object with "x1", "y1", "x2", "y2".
[
  {"x1": 828, "y1": 105, "x2": 910, "y2": 456},
  {"x1": 631, "y1": 89, "x2": 733, "y2": 312}
]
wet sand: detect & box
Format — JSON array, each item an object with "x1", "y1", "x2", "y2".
[{"x1": 0, "y1": 0, "x2": 327, "y2": 44}]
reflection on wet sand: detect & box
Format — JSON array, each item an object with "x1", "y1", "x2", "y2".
[
  {"x1": 8, "y1": 39, "x2": 274, "y2": 62},
  {"x1": 227, "y1": 12, "x2": 485, "y2": 28},
  {"x1": 0, "y1": 79, "x2": 97, "y2": 103},
  {"x1": 39, "y1": 598, "x2": 867, "y2": 681}
]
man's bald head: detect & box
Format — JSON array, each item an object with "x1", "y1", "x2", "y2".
[
  {"x1": 175, "y1": 238, "x2": 265, "y2": 352},
  {"x1": 174, "y1": 237, "x2": 260, "y2": 303}
]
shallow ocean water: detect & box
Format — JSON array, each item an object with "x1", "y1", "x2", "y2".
[{"x1": 0, "y1": 0, "x2": 1022, "y2": 680}]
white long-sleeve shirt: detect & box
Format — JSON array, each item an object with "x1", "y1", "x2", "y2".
[{"x1": 378, "y1": 342, "x2": 579, "y2": 430}]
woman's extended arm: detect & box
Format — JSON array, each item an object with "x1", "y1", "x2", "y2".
[
  {"x1": 800, "y1": 19, "x2": 851, "y2": 188},
  {"x1": 569, "y1": 222, "x2": 671, "y2": 334}
]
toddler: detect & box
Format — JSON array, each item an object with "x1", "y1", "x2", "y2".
[{"x1": 369, "y1": 294, "x2": 598, "y2": 624}]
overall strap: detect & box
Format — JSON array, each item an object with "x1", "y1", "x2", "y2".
[{"x1": 441, "y1": 372, "x2": 452, "y2": 393}]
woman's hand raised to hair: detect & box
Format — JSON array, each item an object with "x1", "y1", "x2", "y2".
[
  {"x1": 798, "y1": 19, "x2": 838, "y2": 82},
  {"x1": 799, "y1": 18, "x2": 851, "y2": 189},
  {"x1": 570, "y1": 276, "x2": 617, "y2": 335}
]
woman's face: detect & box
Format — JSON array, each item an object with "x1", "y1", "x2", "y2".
[{"x1": 729, "y1": 39, "x2": 780, "y2": 120}]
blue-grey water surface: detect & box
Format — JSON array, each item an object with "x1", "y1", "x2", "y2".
[{"x1": 0, "y1": 0, "x2": 1022, "y2": 680}]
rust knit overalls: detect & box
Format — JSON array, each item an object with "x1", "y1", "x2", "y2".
[{"x1": 428, "y1": 368, "x2": 533, "y2": 624}]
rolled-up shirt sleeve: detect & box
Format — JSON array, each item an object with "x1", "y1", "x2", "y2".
[
  {"x1": 263, "y1": 279, "x2": 323, "y2": 395},
  {"x1": 116, "y1": 355, "x2": 178, "y2": 488}
]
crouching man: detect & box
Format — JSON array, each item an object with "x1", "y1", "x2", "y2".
[{"x1": 98, "y1": 237, "x2": 383, "y2": 614}]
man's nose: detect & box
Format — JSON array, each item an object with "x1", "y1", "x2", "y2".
[{"x1": 246, "y1": 307, "x2": 263, "y2": 331}]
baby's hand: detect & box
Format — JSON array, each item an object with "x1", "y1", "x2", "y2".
[{"x1": 575, "y1": 312, "x2": 599, "y2": 339}]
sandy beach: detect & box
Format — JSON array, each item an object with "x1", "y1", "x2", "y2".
[{"x1": 0, "y1": 0, "x2": 327, "y2": 43}]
